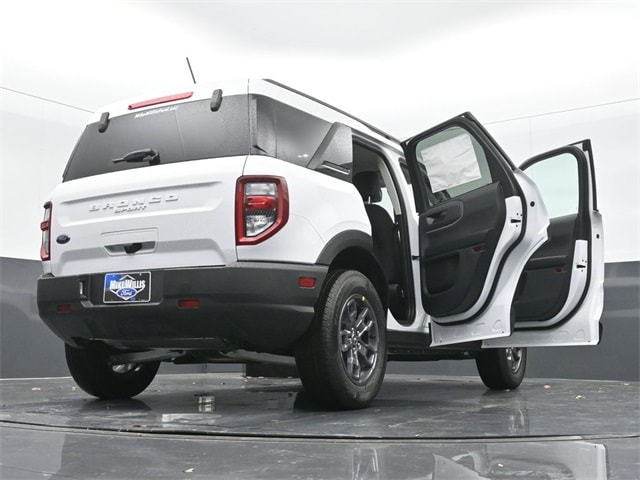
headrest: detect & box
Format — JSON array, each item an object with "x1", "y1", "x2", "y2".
[{"x1": 353, "y1": 171, "x2": 383, "y2": 203}]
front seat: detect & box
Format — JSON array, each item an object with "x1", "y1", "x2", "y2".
[{"x1": 352, "y1": 171, "x2": 401, "y2": 287}]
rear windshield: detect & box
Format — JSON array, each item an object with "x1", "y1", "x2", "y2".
[{"x1": 63, "y1": 95, "x2": 251, "y2": 181}]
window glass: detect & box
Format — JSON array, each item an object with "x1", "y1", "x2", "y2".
[
  {"x1": 413, "y1": 126, "x2": 492, "y2": 205},
  {"x1": 378, "y1": 187, "x2": 395, "y2": 218},
  {"x1": 253, "y1": 95, "x2": 333, "y2": 168},
  {"x1": 399, "y1": 161, "x2": 412, "y2": 184},
  {"x1": 523, "y1": 153, "x2": 579, "y2": 217},
  {"x1": 64, "y1": 96, "x2": 251, "y2": 181},
  {"x1": 352, "y1": 142, "x2": 397, "y2": 217}
]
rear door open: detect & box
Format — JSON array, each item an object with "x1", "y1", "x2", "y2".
[{"x1": 403, "y1": 113, "x2": 549, "y2": 346}]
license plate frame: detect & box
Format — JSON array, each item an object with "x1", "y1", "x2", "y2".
[{"x1": 103, "y1": 272, "x2": 151, "y2": 303}]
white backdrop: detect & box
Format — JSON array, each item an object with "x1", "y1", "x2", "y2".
[
  {"x1": 486, "y1": 99, "x2": 640, "y2": 263},
  {"x1": 1, "y1": 0, "x2": 638, "y2": 262}
]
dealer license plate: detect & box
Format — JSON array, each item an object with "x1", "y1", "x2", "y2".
[{"x1": 103, "y1": 272, "x2": 151, "y2": 303}]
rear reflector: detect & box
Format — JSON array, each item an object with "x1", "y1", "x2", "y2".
[
  {"x1": 56, "y1": 304, "x2": 71, "y2": 313},
  {"x1": 298, "y1": 277, "x2": 316, "y2": 288},
  {"x1": 128, "y1": 92, "x2": 193, "y2": 110},
  {"x1": 178, "y1": 299, "x2": 201, "y2": 309}
]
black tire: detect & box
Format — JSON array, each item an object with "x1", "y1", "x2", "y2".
[
  {"x1": 475, "y1": 347, "x2": 527, "y2": 390},
  {"x1": 295, "y1": 270, "x2": 387, "y2": 410},
  {"x1": 65, "y1": 344, "x2": 160, "y2": 399}
]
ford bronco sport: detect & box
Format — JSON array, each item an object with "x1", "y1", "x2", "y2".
[{"x1": 37, "y1": 79, "x2": 604, "y2": 409}]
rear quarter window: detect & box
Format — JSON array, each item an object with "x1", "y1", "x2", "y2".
[{"x1": 251, "y1": 95, "x2": 334, "y2": 168}]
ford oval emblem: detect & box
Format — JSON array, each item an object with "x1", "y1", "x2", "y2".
[{"x1": 56, "y1": 234, "x2": 71, "y2": 245}]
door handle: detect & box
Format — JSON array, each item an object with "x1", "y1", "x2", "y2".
[
  {"x1": 104, "y1": 241, "x2": 156, "y2": 256},
  {"x1": 426, "y1": 210, "x2": 447, "y2": 225},
  {"x1": 424, "y1": 201, "x2": 463, "y2": 231}
]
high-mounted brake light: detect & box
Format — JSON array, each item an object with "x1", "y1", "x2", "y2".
[
  {"x1": 128, "y1": 92, "x2": 193, "y2": 110},
  {"x1": 236, "y1": 176, "x2": 289, "y2": 245},
  {"x1": 40, "y1": 201, "x2": 52, "y2": 261}
]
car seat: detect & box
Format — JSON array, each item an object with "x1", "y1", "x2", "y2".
[{"x1": 352, "y1": 171, "x2": 402, "y2": 288}]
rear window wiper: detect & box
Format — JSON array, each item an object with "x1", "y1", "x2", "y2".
[{"x1": 112, "y1": 148, "x2": 160, "y2": 165}]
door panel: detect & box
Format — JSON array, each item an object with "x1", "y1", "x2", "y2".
[
  {"x1": 513, "y1": 214, "x2": 577, "y2": 322},
  {"x1": 485, "y1": 141, "x2": 603, "y2": 347},
  {"x1": 420, "y1": 182, "x2": 506, "y2": 317},
  {"x1": 403, "y1": 113, "x2": 549, "y2": 345}
]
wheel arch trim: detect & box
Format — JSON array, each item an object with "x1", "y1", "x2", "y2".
[{"x1": 315, "y1": 229, "x2": 373, "y2": 265}]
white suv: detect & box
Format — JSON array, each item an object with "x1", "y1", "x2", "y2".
[{"x1": 37, "y1": 79, "x2": 604, "y2": 409}]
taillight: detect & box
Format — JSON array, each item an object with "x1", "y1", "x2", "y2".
[
  {"x1": 236, "y1": 176, "x2": 289, "y2": 245},
  {"x1": 40, "y1": 201, "x2": 52, "y2": 261}
]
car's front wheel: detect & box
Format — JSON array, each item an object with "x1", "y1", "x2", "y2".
[
  {"x1": 65, "y1": 344, "x2": 160, "y2": 399},
  {"x1": 475, "y1": 347, "x2": 527, "y2": 390},
  {"x1": 295, "y1": 270, "x2": 387, "y2": 409}
]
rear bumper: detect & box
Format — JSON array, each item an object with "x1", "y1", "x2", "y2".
[{"x1": 37, "y1": 263, "x2": 327, "y2": 353}]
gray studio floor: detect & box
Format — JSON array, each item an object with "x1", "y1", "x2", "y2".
[{"x1": 0, "y1": 373, "x2": 638, "y2": 479}]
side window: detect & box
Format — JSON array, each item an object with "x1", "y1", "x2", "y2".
[
  {"x1": 522, "y1": 153, "x2": 579, "y2": 218},
  {"x1": 373, "y1": 186, "x2": 395, "y2": 218},
  {"x1": 412, "y1": 126, "x2": 493, "y2": 205},
  {"x1": 252, "y1": 95, "x2": 339, "y2": 168},
  {"x1": 399, "y1": 161, "x2": 412, "y2": 184},
  {"x1": 352, "y1": 142, "x2": 397, "y2": 218}
]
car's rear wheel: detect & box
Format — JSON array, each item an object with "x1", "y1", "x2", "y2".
[
  {"x1": 65, "y1": 344, "x2": 159, "y2": 399},
  {"x1": 295, "y1": 270, "x2": 387, "y2": 410},
  {"x1": 475, "y1": 347, "x2": 527, "y2": 390}
]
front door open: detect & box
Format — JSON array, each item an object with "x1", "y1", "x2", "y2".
[{"x1": 485, "y1": 140, "x2": 603, "y2": 347}]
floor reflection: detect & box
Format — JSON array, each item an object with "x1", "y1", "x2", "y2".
[
  {"x1": 48, "y1": 431, "x2": 608, "y2": 479},
  {"x1": 0, "y1": 374, "x2": 635, "y2": 479}
]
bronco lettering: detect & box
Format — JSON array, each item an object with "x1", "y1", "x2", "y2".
[{"x1": 89, "y1": 194, "x2": 179, "y2": 213}]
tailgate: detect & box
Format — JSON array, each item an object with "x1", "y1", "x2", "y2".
[{"x1": 47, "y1": 157, "x2": 245, "y2": 277}]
